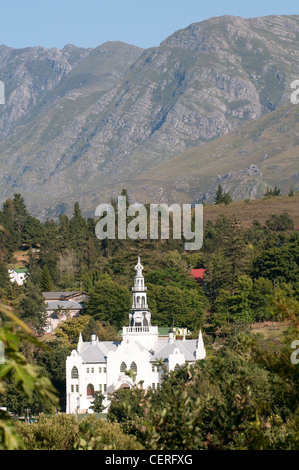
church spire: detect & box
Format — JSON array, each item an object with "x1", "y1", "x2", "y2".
[
  {"x1": 195, "y1": 330, "x2": 206, "y2": 360},
  {"x1": 134, "y1": 255, "x2": 144, "y2": 277},
  {"x1": 129, "y1": 256, "x2": 151, "y2": 328}
]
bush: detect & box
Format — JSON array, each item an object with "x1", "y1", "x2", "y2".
[{"x1": 15, "y1": 413, "x2": 144, "y2": 450}]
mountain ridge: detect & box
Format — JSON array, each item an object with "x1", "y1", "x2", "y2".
[{"x1": 0, "y1": 14, "x2": 299, "y2": 218}]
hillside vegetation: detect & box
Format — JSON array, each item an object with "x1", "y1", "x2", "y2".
[{"x1": 0, "y1": 192, "x2": 298, "y2": 449}]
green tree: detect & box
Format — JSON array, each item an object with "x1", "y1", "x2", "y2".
[
  {"x1": 81, "y1": 317, "x2": 121, "y2": 342},
  {"x1": 16, "y1": 413, "x2": 143, "y2": 450},
  {"x1": 12, "y1": 193, "x2": 29, "y2": 234},
  {"x1": 0, "y1": 304, "x2": 58, "y2": 449},
  {"x1": 108, "y1": 387, "x2": 147, "y2": 437},
  {"x1": 39, "y1": 265, "x2": 53, "y2": 292},
  {"x1": 221, "y1": 216, "x2": 249, "y2": 293},
  {"x1": 17, "y1": 281, "x2": 47, "y2": 334},
  {"x1": 55, "y1": 315, "x2": 91, "y2": 348},
  {"x1": 215, "y1": 185, "x2": 232, "y2": 205},
  {"x1": 131, "y1": 317, "x2": 299, "y2": 450},
  {"x1": 69, "y1": 202, "x2": 88, "y2": 250},
  {"x1": 90, "y1": 391, "x2": 105, "y2": 413},
  {"x1": 228, "y1": 275, "x2": 254, "y2": 324},
  {"x1": 0, "y1": 262, "x2": 10, "y2": 293},
  {"x1": 250, "y1": 277, "x2": 275, "y2": 321},
  {"x1": 148, "y1": 284, "x2": 206, "y2": 330},
  {"x1": 264, "y1": 186, "x2": 281, "y2": 197},
  {"x1": 215, "y1": 184, "x2": 224, "y2": 204},
  {"x1": 35, "y1": 341, "x2": 70, "y2": 411},
  {"x1": 22, "y1": 216, "x2": 46, "y2": 247},
  {"x1": 252, "y1": 238, "x2": 299, "y2": 287},
  {"x1": 86, "y1": 279, "x2": 131, "y2": 329},
  {"x1": 288, "y1": 185, "x2": 295, "y2": 197},
  {"x1": 265, "y1": 213, "x2": 294, "y2": 232}
]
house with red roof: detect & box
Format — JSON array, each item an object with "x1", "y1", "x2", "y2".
[{"x1": 189, "y1": 269, "x2": 206, "y2": 284}]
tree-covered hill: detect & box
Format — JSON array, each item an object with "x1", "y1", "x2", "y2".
[{"x1": 0, "y1": 191, "x2": 298, "y2": 449}]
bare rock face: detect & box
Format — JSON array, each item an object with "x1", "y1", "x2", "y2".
[{"x1": 0, "y1": 15, "x2": 299, "y2": 217}]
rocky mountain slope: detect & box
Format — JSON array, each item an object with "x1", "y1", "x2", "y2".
[
  {"x1": 124, "y1": 102, "x2": 299, "y2": 206},
  {"x1": 0, "y1": 14, "x2": 298, "y2": 217}
]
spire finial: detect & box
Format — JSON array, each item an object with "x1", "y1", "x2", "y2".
[
  {"x1": 135, "y1": 255, "x2": 143, "y2": 275},
  {"x1": 77, "y1": 332, "x2": 83, "y2": 352}
]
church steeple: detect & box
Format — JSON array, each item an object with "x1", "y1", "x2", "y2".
[
  {"x1": 129, "y1": 256, "x2": 151, "y2": 328},
  {"x1": 134, "y1": 256, "x2": 144, "y2": 278},
  {"x1": 195, "y1": 330, "x2": 206, "y2": 359}
]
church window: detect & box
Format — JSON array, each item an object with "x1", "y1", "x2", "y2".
[
  {"x1": 76, "y1": 385, "x2": 79, "y2": 392},
  {"x1": 120, "y1": 362, "x2": 127, "y2": 372},
  {"x1": 71, "y1": 366, "x2": 78, "y2": 379},
  {"x1": 130, "y1": 361, "x2": 137, "y2": 372},
  {"x1": 91, "y1": 367, "x2": 94, "y2": 373},
  {"x1": 87, "y1": 383, "x2": 94, "y2": 397},
  {"x1": 99, "y1": 367, "x2": 102, "y2": 373},
  {"x1": 71, "y1": 385, "x2": 74, "y2": 392},
  {"x1": 99, "y1": 384, "x2": 102, "y2": 391},
  {"x1": 104, "y1": 367, "x2": 106, "y2": 373},
  {"x1": 174, "y1": 364, "x2": 180, "y2": 371},
  {"x1": 104, "y1": 384, "x2": 107, "y2": 392},
  {"x1": 86, "y1": 367, "x2": 90, "y2": 373}
]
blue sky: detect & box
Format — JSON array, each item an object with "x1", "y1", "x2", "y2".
[{"x1": 1, "y1": 0, "x2": 298, "y2": 50}]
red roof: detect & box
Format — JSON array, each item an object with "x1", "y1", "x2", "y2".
[{"x1": 190, "y1": 269, "x2": 206, "y2": 281}]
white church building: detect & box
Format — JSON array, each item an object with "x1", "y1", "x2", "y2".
[{"x1": 66, "y1": 257, "x2": 206, "y2": 414}]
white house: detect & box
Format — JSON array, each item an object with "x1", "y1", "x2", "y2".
[
  {"x1": 66, "y1": 257, "x2": 206, "y2": 414},
  {"x1": 8, "y1": 268, "x2": 29, "y2": 286},
  {"x1": 43, "y1": 291, "x2": 88, "y2": 333}
]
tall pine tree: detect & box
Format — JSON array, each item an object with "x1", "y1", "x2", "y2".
[{"x1": 40, "y1": 265, "x2": 53, "y2": 292}]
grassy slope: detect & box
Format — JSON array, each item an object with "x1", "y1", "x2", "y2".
[{"x1": 202, "y1": 192, "x2": 299, "y2": 229}]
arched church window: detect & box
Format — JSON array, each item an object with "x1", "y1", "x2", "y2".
[
  {"x1": 87, "y1": 383, "x2": 94, "y2": 397},
  {"x1": 141, "y1": 296, "x2": 145, "y2": 306},
  {"x1": 130, "y1": 362, "x2": 137, "y2": 373},
  {"x1": 120, "y1": 362, "x2": 127, "y2": 372},
  {"x1": 174, "y1": 364, "x2": 180, "y2": 371},
  {"x1": 71, "y1": 366, "x2": 78, "y2": 379}
]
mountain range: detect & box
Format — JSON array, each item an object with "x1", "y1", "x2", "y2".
[{"x1": 0, "y1": 14, "x2": 298, "y2": 218}]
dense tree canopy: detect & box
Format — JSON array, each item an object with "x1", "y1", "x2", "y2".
[{"x1": 0, "y1": 192, "x2": 298, "y2": 450}]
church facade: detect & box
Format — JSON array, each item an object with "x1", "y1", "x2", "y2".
[{"x1": 66, "y1": 257, "x2": 206, "y2": 414}]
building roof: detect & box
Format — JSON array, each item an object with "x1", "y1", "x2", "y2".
[
  {"x1": 43, "y1": 291, "x2": 88, "y2": 302},
  {"x1": 46, "y1": 300, "x2": 84, "y2": 311},
  {"x1": 76, "y1": 336, "x2": 198, "y2": 364},
  {"x1": 79, "y1": 340, "x2": 120, "y2": 363},
  {"x1": 150, "y1": 339, "x2": 197, "y2": 362},
  {"x1": 189, "y1": 269, "x2": 206, "y2": 281},
  {"x1": 10, "y1": 268, "x2": 28, "y2": 274}
]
